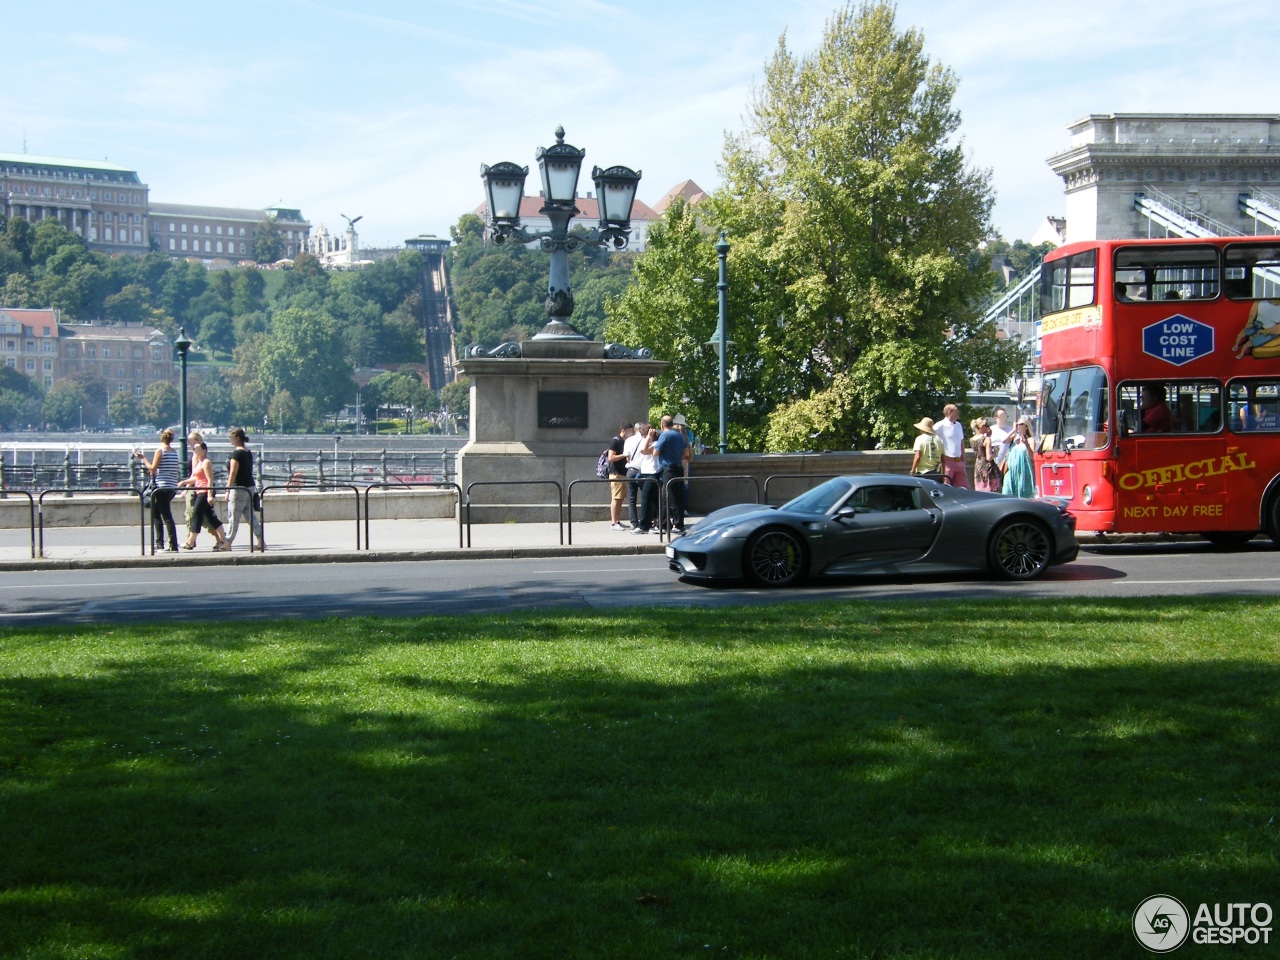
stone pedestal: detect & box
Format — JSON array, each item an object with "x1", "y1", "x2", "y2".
[{"x1": 455, "y1": 340, "x2": 666, "y2": 522}]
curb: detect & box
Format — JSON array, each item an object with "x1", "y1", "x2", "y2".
[{"x1": 0, "y1": 542, "x2": 669, "y2": 573}]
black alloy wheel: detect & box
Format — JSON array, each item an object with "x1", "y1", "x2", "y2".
[
  {"x1": 744, "y1": 528, "x2": 807, "y2": 587},
  {"x1": 988, "y1": 518, "x2": 1052, "y2": 581}
]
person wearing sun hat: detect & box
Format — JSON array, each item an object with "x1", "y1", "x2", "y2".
[{"x1": 909, "y1": 416, "x2": 944, "y2": 478}]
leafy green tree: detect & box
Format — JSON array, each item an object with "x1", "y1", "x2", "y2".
[
  {"x1": 194, "y1": 374, "x2": 234, "y2": 426},
  {"x1": 267, "y1": 389, "x2": 298, "y2": 432},
  {"x1": 254, "y1": 217, "x2": 284, "y2": 264},
  {"x1": 62, "y1": 372, "x2": 109, "y2": 426},
  {"x1": 230, "y1": 268, "x2": 267, "y2": 316},
  {"x1": 104, "y1": 283, "x2": 153, "y2": 324},
  {"x1": 694, "y1": 1, "x2": 1021, "y2": 451},
  {"x1": 439, "y1": 378, "x2": 470, "y2": 423},
  {"x1": 107, "y1": 391, "x2": 140, "y2": 428},
  {"x1": 0, "y1": 388, "x2": 33, "y2": 429},
  {"x1": 298, "y1": 395, "x2": 325, "y2": 433},
  {"x1": 605, "y1": 199, "x2": 761, "y2": 445},
  {"x1": 197, "y1": 311, "x2": 235, "y2": 357},
  {"x1": 367, "y1": 370, "x2": 432, "y2": 414},
  {"x1": 0, "y1": 367, "x2": 43, "y2": 429},
  {"x1": 259, "y1": 306, "x2": 352, "y2": 413},
  {"x1": 42, "y1": 380, "x2": 89, "y2": 429},
  {"x1": 140, "y1": 381, "x2": 180, "y2": 428}
]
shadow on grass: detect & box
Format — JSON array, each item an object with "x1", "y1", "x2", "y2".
[{"x1": 0, "y1": 598, "x2": 1277, "y2": 959}]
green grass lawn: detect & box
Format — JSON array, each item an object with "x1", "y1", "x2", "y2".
[{"x1": 1, "y1": 598, "x2": 1276, "y2": 959}]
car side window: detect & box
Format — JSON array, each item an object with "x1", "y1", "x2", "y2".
[{"x1": 852, "y1": 486, "x2": 918, "y2": 513}]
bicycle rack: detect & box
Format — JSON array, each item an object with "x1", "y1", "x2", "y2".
[
  {"x1": 362, "y1": 481, "x2": 462, "y2": 550},
  {"x1": 464, "y1": 480, "x2": 564, "y2": 548}
]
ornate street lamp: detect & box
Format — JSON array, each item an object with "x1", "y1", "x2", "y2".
[
  {"x1": 481, "y1": 126, "x2": 640, "y2": 340},
  {"x1": 174, "y1": 327, "x2": 192, "y2": 474}
]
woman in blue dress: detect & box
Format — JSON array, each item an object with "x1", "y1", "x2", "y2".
[{"x1": 1001, "y1": 418, "x2": 1036, "y2": 498}]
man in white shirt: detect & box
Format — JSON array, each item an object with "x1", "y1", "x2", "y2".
[
  {"x1": 934, "y1": 403, "x2": 970, "y2": 488},
  {"x1": 623, "y1": 421, "x2": 647, "y2": 528}
]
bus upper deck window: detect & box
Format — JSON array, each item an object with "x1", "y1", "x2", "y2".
[
  {"x1": 1224, "y1": 243, "x2": 1280, "y2": 299},
  {"x1": 1115, "y1": 245, "x2": 1219, "y2": 301}
]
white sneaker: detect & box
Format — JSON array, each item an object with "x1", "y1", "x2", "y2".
[
  {"x1": 611, "y1": 522, "x2": 625, "y2": 530},
  {"x1": 630, "y1": 527, "x2": 648, "y2": 535}
]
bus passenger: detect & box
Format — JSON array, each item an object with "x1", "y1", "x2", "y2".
[{"x1": 1140, "y1": 385, "x2": 1173, "y2": 433}]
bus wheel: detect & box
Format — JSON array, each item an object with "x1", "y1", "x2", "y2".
[
  {"x1": 1267, "y1": 496, "x2": 1280, "y2": 546},
  {"x1": 1201, "y1": 531, "x2": 1256, "y2": 549}
]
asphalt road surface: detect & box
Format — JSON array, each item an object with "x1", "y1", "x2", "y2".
[{"x1": 3, "y1": 539, "x2": 1280, "y2": 626}]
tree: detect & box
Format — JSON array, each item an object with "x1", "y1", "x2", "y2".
[
  {"x1": 194, "y1": 374, "x2": 234, "y2": 426},
  {"x1": 254, "y1": 217, "x2": 284, "y2": 264},
  {"x1": 140, "y1": 381, "x2": 180, "y2": 428},
  {"x1": 0, "y1": 367, "x2": 42, "y2": 429},
  {"x1": 107, "y1": 391, "x2": 140, "y2": 428},
  {"x1": 439, "y1": 378, "x2": 470, "y2": 430},
  {"x1": 605, "y1": 199, "x2": 764, "y2": 446},
  {"x1": 104, "y1": 283, "x2": 153, "y2": 324},
  {"x1": 42, "y1": 380, "x2": 89, "y2": 430},
  {"x1": 267, "y1": 389, "x2": 298, "y2": 432},
  {"x1": 258, "y1": 306, "x2": 353, "y2": 413},
  {"x1": 699, "y1": 2, "x2": 1021, "y2": 451}
]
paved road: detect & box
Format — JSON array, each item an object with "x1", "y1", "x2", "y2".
[{"x1": 4, "y1": 539, "x2": 1279, "y2": 626}]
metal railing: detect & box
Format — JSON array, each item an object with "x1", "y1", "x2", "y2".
[
  {"x1": 258, "y1": 481, "x2": 362, "y2": 552},
  {"x1": 464, "y1": 481, "x2": 564, "y2": 548},
  {"x1": 763, "y1": 474, "x2": 838, "y2": 506},
  {"x1": 37, "y1": 487, "x2": 147, "y2": 559},
  {"x1": 362, "y1": 482, "x2": 462, "y2": 551}
]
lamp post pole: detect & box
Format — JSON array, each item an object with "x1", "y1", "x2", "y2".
[
  {"x1": 715, "y1": 232, "x2": 730, "y2": 454},
  {"x1": 174, "y1": 327, "x2": 192, "y2": 475}
]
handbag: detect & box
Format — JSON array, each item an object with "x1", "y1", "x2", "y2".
[{"x1": 141, "y1": 477, "x2": 156, "y2": 509}]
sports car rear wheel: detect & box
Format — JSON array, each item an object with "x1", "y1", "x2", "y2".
[
  {"x1": 744, "y1": 528, "x2": 806, "y2": 587},
  {"x1": 988, "y1": 518, "x2": 1052, "y2": 581}
]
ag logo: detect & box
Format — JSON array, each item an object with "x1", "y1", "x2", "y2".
[{"x1": 1134, "y1": 895, "x2": 1190, "y2": 952}]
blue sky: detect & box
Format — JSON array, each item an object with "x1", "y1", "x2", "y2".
[{"x1": 3, "y1": 1, "x2": 1274, "y2": 248}]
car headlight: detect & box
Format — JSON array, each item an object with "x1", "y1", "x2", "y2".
[
  {"x1": 1082, "y1": 485, "x2": 1093, "y2": 506},
  {"x1": 692, "y1": 526, "x2": 741, "y2": 545}
]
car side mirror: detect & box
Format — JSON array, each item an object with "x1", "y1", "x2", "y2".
[{"x1": 836, "y1": 506, "x2": 859, "y2": 520}]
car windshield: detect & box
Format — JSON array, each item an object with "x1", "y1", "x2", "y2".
[{"x1": 780, "y1": 477, "x2": 854, "y2": 515}]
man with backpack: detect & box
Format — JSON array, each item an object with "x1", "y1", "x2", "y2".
[{"x1": 606, "y1": 423, "x2": 632, "y2": 530}]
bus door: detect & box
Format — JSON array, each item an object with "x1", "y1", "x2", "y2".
[
  {"x1": 1115, "y1": 380, "x2": 1230, "y2": 531},
  {"x1": 1036, "y1": 366, "x2": 1109, "y2": 522}
]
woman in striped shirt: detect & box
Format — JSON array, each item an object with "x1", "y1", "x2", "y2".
[{"x1": 138, "y1": 428, "x2": 181, "y2": 552}]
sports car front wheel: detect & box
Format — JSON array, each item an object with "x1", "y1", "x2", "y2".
[
  {"x1": 988, "y1": 519, "x2": 1052, "y2": 580},
  {"x1": 744, "y1": 528, "x2": 807, "y2": 587}
]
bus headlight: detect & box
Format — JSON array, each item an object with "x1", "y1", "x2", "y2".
[{"x1": 1082, "y1": 485, "x2": 1093, "y2": 506}]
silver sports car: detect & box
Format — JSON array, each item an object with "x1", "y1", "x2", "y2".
[{"x1": 666, "y1": 474, "x2": 1078, "y2": 586}]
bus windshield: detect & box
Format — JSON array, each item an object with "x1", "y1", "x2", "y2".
[{"x1": 1038, "y1": 366, "x2": 1109, "y2": 451}]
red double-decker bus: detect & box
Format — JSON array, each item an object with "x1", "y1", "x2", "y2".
[{"x1": 1036, "y1": 236, "x2": 1280, "y2": 544}]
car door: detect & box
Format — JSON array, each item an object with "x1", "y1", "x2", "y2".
[{"x1": 821, "y1": 482, "x2": 940, "y2": 571}]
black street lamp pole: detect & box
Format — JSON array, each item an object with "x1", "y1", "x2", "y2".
[
  {"x1": 174, "y1": 327, "x2": 191, "y2": 474},
  {"x1": 714, "y1": 232, "x2": 730, "y2": 454}
]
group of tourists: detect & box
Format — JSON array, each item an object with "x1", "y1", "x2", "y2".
[
  {"x1": 910, "y1": 404, "x2": 1037, "y2": 498},
  {"x1": 136, "y1": 427, "x2": 264, "y2": 553},
  {"x1": 605, "y1": 415, "x2": 692, "y2": 535}
]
